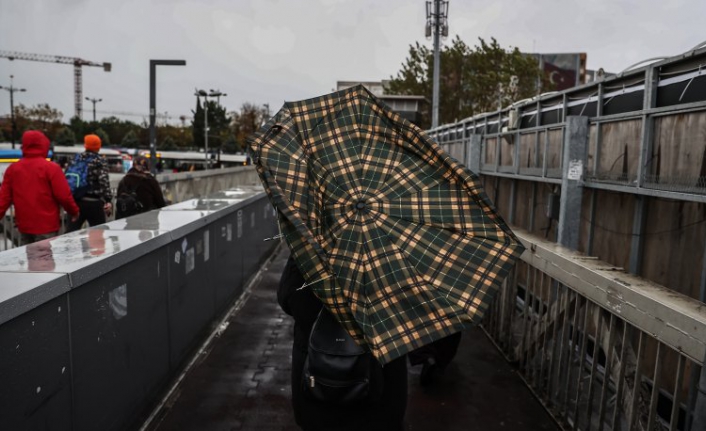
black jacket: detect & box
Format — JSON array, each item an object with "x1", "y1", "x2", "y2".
[
  {"x1": 278, "y1": 257, "x2": 408, "y2": 431},
  {"x1": 116, "y1": 168, "x2": 166, "y2": 214}
]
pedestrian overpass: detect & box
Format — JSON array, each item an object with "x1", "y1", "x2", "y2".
[
  {"x1": 3, "y1": 45, "x2": 706, "y2": 431},
  {"x1": 1, "y1": 180, "x2": 704, "y2": 430}
]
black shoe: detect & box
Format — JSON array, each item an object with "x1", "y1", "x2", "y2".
[{"x1": 419, "y1": 359, "x2": 437, "y2": 386}]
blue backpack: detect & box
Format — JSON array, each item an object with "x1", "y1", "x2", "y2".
[{"x1": 65, "y1": 153, "x2": 94, "y2": 199}]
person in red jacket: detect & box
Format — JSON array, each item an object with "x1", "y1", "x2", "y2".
[{"x1": 0, "y1": 130, "x2": 80, "y2": 245}]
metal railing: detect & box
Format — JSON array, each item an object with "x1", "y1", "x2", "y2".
[{"x1": 485, "y1": 229, "x2": 706, "y2": 431}]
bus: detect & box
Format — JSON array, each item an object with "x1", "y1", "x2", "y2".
[
  {"x1": 138, "y1": 150, "x2": 249, "y2": 172},
  {"x1": 0, "y1": 145, "x2": 54, "y2": 183},
  {"x1": 53, "y1": 145, "x2": 124, "y2": 173}
]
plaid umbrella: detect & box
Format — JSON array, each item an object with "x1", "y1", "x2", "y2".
[{"x1": 249, "y1": 85, "x2": 525, "y2": 365}]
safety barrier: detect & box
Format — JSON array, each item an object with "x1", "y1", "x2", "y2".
[
  {"x1": 0, "y1": 165, "x2": 260, "y2": 251},
  {"x1": 0, "y1": 185, "x2": 278, "y2": 431},
  {"x1": 485, "y1": 230, "x2": 706, "y2": 431}
]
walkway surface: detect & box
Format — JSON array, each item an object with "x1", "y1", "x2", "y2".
[{"x1": 146, "y1": 247, "x2": 560, "y2": 431}]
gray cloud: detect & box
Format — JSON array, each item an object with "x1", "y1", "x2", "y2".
[{"x1": 1, "y1": 0, "x2": 704, "y2": 124}]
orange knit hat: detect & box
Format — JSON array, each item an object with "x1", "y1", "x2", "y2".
[{"x1": 84, "y1": 134, "x2": 102, "y2": 152}]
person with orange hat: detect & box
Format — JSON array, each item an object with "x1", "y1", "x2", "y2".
[
  {"x1": 0, "y1": 130, "x2": 80, "y2": 245},
  {"x1": 66, "y1": 133, "x2": 113, "y2": 231}
]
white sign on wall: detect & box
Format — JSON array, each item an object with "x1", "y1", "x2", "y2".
[{"x1": 568, "y1": 160, "x2": 583, "y2": 181}]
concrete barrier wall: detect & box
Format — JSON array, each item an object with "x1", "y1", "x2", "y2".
[
  {"x1": 2, "y1": 166, "x2": 260, "y2": 251},
  {"x1": 155, "y1": 166, "x2": 261, "y2": 205},
  {"x1": 0, "y1": 186, "x2": 279, "y2": 431}
]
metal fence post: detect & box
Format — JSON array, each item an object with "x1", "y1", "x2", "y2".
[
  {"x1": 693, "y1": 358, "x2": 706, "y2": 431},
  {"x1": 557, "y1": 116, "x2": 588, "y2": 250},
  {"x1": 468, "y1": 134, "x2": 482, "y2": 174}
]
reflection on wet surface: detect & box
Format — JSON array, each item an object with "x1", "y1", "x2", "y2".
[
  {"x1": 0, "y1": 229, "x2": 139, "y2": 273},
  {"x1": 164, "y1": 198, "x2": 243, "y2": 211},
  {"x1": 0, "y1": 187, "x2": 265, "y2": 274}
]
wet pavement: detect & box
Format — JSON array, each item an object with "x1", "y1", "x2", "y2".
[{"x1": 147, "y1": 247, "x2": 560, "y2": 431}]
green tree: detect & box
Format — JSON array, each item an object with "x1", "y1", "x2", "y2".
[
  {"x1": 388, "y1": 36, "x2": 552, "y2": 128},
  {"x1": 192, "y1": 99, "x2": 230, "y2": 151},
  {"x1": 92, "y1": 128, "x2": 110, "y2": 146},
  {"x1": 230, "y1": 103, "x2": 267, "y2": 152},
  {"x1": 222, "y1": 134, "x2": 240, "y2": 154},
  {"x1": 96, "y1": 116, "x2": 141, "y2": 147},
  {"x1": 68, "y1": 116, "x2": 91, "y2": 144},
  {"x1": 159, "y1": 124, "x2": 192, "y2": 149},
  {"x1": 191, "y1": 97, "x2": 205, "y2": 149},
  {"x1": 54, "y1": 127, "x2": 76, "y2": 146},
  {"x1": 160, "y1": 135, "x2": 177, "y2": 151},
  {"x1": 13, "y1": 103, "x2": 64, "y2": 138},
  {"x1": 121, "y1": 130, "x2": 139, "y2": 147}
]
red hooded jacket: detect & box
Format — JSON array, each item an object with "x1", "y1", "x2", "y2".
[{"x1": 0, "y1": 131, "x2": 80, "y2": 235}]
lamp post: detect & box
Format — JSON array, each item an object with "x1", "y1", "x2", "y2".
[
  {"x1": 194, "y1": 89, "x2": 226, "y2": 169},
  {"x1": 149, "y1": 60, "x2": 186, "y2": 174},
  {"x1": 0, "y1": 75, "x2": 27, "y2": 149},
  {"x1": 425, "y1": 0, "x2": 449, "y2": 129},
  {"x1": 263, "y1": 103, "x2": 270, "y2": 125},
  {"x1": 85, "y1": 96, "x2": 102, "y2": 122}
]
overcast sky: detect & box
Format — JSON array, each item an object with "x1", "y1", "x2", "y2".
[{"x1": 1, "y1": 0, "x2": 704, "y2": 125}]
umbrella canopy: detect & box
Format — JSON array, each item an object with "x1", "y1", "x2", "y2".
[{"x1": 249, "y1": 85, "x2": 525, "y2": 365}]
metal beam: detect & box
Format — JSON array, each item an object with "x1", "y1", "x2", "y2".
[
  {"x1": 583, "y1": 180, "x2": 706, "y2": 204},
  {"x1": 516, "y1": 229, "x2": 706, "y2": 364},
  {"x1": 557, "y1": 116, "x2": 588, "y2": 250},
  {"x1": 468, "y1": 134, "x2": 481, "y2": 173}
]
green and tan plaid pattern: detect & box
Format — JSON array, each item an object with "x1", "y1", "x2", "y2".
[{"x1": 249, "y1": 85, "x2": 525, "y2": 364}]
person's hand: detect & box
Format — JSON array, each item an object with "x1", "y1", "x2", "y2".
[
  {"x1": 70, "y1": 213, "x2": 79, "y2": 222},
  {"x1": 104, "y1": 202, "x2": 113, "y2": 217}
]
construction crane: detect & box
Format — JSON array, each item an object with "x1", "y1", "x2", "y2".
[{"x1": 0, "y1": 50, "x2": 111, "y2": 119}]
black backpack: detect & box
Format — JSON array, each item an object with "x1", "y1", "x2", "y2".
[
  {"x1": 115, "y1": 185, "x2": 144, "y2": 219},
  {"x1": 302, "y1": 308, "x2": 384, "y2": 404}
]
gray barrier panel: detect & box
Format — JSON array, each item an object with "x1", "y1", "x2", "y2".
[
  {"x1": 0, "y1": 294, "x2": 71, "y2": 430},
  {"x1": 213, "y1": 210, "x2": 245, "y2": 314},
  {"x1": 70, "y1": 248, "x2": 170, "y2": 431},
  {"x1": 0, "y1": 186, "x2": 279, "y2": 431},
  {"x1": 167, "y1": 225, "x2": 217, "y2": 369}
]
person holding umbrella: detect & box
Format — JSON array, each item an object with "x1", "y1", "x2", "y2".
[
  {"x1": 250, "y1": 85, "x2": 525, "y2": 430},
  {"x1": 278, "y1": 256, "x2": 408, "y2": 430},
  {"x1": 409, "y1": 332, "x2": 462, "y2": 386}
]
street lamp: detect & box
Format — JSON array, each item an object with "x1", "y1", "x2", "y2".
[
  {"x1": 85, "y1": 96, "x2": 102, "y2": 122},
  {"x1": 0, "y1": 75, "x2": 27, "y2": 149},
  {"x1": 425, "y1": 0, "x2": 449, "y2": 129},
  {"x1": 194, "y1": 89, "x2": 226, "y2": 168},
  {"x1": 149, "y1": 59, "x2": 186, "y2": 174},
  {"x1": 263, "y1": 103, "x2": 270, "y2": 125}
]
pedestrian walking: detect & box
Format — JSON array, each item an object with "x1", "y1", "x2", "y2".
[
  {"x1": 251, "y1": 86, "x2": 525, "y2": 430},
  {"x1": 409, "y1": 332, "x2": 463, "y2": 386},
  {"x1": 278, "y1": 256, "x2": 408, "y2": 431},
  {"x1": 66, "y1": 134, "x2": 113, "y2": 231},
  {"x1": 115, "y1": 155, "x2": 166, "y2": 219},
  {"x1": 0, "y1": 130, "x2": 79, "y2": 245}
]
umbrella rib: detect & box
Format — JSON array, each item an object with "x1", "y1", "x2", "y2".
[
  {"x1": 296, "y1": 90, "x2": 366, "y2": 197},
  {"x1": 375, "y1": 156, "x2": 451, "y2": 202},
  {"x1": 297, "y1": 273, "x2": 333, "y2": 290},
  {"x1": 358, "y1": 217, "x2": 469, "y2": 356},
  {"x1": 355, "y1": 95, "x2": 385, "y2": 200},
  {"x1": 309, "y1": 157, "x2": 356, "y2": 202},
  {"x1": 294, "y1": 88, "x2": 360, "y2": 148},
  {"x1": 368, "y1": 215, "x2": 473, "y2": 325}
]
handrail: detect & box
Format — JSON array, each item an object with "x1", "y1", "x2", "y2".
[{"x1": 515, "y1": 229, "x2": 706, "y2": 364}]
